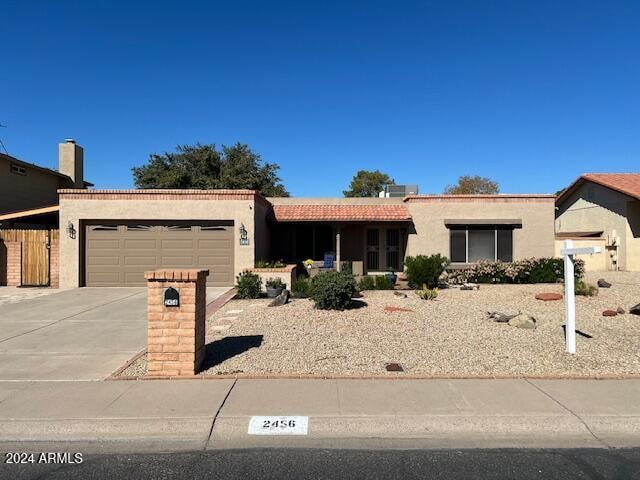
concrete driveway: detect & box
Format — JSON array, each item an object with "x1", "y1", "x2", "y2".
[{"x1": 0, "y1": 287, "x2": 230, "y2": 381}]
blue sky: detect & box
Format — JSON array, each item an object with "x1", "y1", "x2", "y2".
[{"x1": 1, "y1": 1, "x2": 638, "y2": 196}]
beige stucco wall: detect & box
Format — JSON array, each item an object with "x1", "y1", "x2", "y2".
[
  {"x1": 554, "y1": 238, "x2": 608, "y2": 271},
  {"x1": 556, "y1": 182, "x2": 640, "y2": 271},
  {"x1": 0, "y1": 157, "x2": 66, "y2": 214},
  {"x1": 404, "y1": 197, "x2": 556, "y2": 261},
  {"x1": 59, "y1": 196, "x2": 258, "y2": 289}
]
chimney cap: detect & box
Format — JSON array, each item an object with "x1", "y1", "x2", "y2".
[{"x1": 64, "y1": 138, "x2": 76, "y2": 144}]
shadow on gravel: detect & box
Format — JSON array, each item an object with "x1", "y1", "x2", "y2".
[{"x1": 200, "y1": 335, "x2": 263, "y2": 370}]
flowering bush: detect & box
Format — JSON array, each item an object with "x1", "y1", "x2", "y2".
[{"x1": 445, "y1": 258, "x2": 585, "y2": 285}]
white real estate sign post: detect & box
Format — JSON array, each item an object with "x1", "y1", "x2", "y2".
[{"x1": 560, "y1": 240, "x2": 602, "y2": 354}]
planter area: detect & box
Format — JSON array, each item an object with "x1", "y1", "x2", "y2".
[{"x1": 117, "y1": 271, "x2": 640, "y2": 378}]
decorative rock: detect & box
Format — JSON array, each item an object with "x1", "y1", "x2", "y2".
[
  {"x1": 597, "y1": 279, "x2": 612, "y2": 288},
  {"x1": 535, "y1": 293, "x2": 563, "y2": 301},
  {"x1": 384, "y1": 306, "x2": 415, "y2": 313},
  {"x1": 487, "y1": 311, "x2": 518, "y2": 323},
  {"x1": 460, "y1": 283, "x2": 480, "y2": 291},
  {"x1": 268, "y1": 289, "x2": 290, "y2": 307},
  {"x1": 602, "y1": 310, "x2": 618, "y2": 317},
  {"x1": 617, "y1": 306, "x2": 626, "y2": 314},
  {"x1": 437, "y1": 281, "x2": 450, "y2": 289},
  {"x1": 393, "y1": 291, "x2": 408, "y2": 298},
  {"x1": 630, "y1": 303, "x2": 640, "y2": 316},
  {"x1": 508, "y1": 313, "x2": 537, "y2": 329}
]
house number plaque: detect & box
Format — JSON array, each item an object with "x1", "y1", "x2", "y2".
[{"x1": 164, "y1": 287, "x2": 180, "y2": 307}]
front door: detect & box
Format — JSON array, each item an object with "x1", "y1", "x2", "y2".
[
  {"x1": 385, "y1": 228, "x2": 401, "y2": 271},
  {"x1": 366, "y1": 228, "x2": 380, "y2": 270}
]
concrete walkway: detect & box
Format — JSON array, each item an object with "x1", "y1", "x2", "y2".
[
  {"x1": 0, "y1": 287, "x2": 230, "y2": 381},
  {"x1": 0, "y1": 379, "x2": 638, "y2": 451}
]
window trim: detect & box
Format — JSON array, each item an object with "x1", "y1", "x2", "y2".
[{"x1": 10, "y1": 163, "x2": 27, "y2": 176}]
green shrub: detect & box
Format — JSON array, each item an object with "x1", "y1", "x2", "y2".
[
  {"x1": 357, "y1": 276, "x2": 376, "y2": 291},
  {"x1": 575, "y1": 280, "x2": 598, "y2": 296},
  {"x1": 291, "y1": 277, "x2": 312, "y2": 298},
  {"x1": 236, "y1": 271, "x2": 262, "y2": 298},
  {"x1": 310, "y1": 270, "x2": 357, "y2": 310},
  {"x1": 265, "y1": 277, "x2": 286, "y2": 289},
  {"x1": 415, "y1": 284, "x2": 438, "y2": 300},
  {"x1": 374, "y1": 275, "x2": 394, "y2": 290},
  {"x1": 404, "y1": 254, "x2": 450, "y2": 289},
  {"x1": 255, "y1": 259, "x2": 286, "y2": 268}
]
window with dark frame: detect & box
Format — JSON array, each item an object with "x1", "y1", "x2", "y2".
[{"x1": 449, "y1": 226, "x2": 513, "y2": 263}]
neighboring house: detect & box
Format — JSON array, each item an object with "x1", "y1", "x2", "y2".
[
  {"x1": 0, "y1": 139, "x2": 91, "y2": 226},
  {"x1": 556, "y1": 173, "x2": 640, "y2": 271},
  {"x1": 58, "y1": 190, "x2": 555, "y2": 289}
]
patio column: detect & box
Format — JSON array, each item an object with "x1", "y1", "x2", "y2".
[{"x1": 336, "y1": 226, "x2": 341, "y2": 272}]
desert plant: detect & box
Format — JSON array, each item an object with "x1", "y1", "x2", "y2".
[
  {"x1": 404, "y1": 254, "x2": 450, "y2": 289},
  {"x1": 357, "y1": 275, "x2": 376, "y2": 291},
  {"x1": 575, "y1": 280, "x2": 598, "y2": 296},
  {"x1": 265, "y1": 277, "x2": 286, "y2": 289},
  {"x1": 291, "y1": 277, "x2": 312, "y2": 298},
  {"x1": 310, "y1": 270, "x2": 357, "y2": 310},
  {"x1": 374, "y1": 275, "x2": 394, "y2": 290},
  {"x1": 415, "y1": 284, "x2": 438, "y2": 300},
  {"x1": 236, "y1": 271, "x2": 262, "y2": 299}
]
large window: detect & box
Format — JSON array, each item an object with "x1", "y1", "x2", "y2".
[{"x1": 449, "y1": 226, "x2": 513, "y2": 263}]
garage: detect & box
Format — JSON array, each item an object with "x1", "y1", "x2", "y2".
[{"x1": 84, "y1": 221, "x2": 234, "y2": 287}]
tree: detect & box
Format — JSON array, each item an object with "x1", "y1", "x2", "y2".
[
  {"x1": 132, "y1": 143, "x2": 289, "y2": 196},
  {"x1": 343, "y1": 170, "x2": 394, "y2": 197},
  {"x1": 444, "y1": 175, "x2": 499, "y2": 195}
]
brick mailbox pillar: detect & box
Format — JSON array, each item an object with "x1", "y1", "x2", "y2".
[{"x1": 144, "y1": 269, "x2": 209, "y2": 377}]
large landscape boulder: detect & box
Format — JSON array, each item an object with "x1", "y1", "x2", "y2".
[
  {"x1": 508, "y1": 313, "x2": 537, "y2": 329},
  {"x1": 268, "y1": 289, "x2": 290, "y2": 307},
  {"x1": 630, "y1": 304, "x2": 640, "y2": 316},
  {"x1": 487, "y1": 311, "x2": 518, "y2": 323},
  {"x1": 597, "y1": 279, "x2": 612, "y2": 288},
  {"x1": 460, "y1": 283, "x2": 480, "y2": 291}
]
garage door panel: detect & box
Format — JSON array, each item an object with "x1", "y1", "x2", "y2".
[
  {"x1": 123, "y1": 239, "x2": 158, "y2": 249},
  {"x1": 86, "y1": 223, "x2": 234, "y2": 287},
  {"x1": 87, "y1": 256, "x2": 120, "y2": 266},
  {"x1": 123, "y1": 256, "x2": 158, "y2": 266},
  {"x1": 161, "y1": 239, "x2": 195, "y2": 249},
  {"x1": 87, "y1": 239, "x2": 121, "y2": 249}
]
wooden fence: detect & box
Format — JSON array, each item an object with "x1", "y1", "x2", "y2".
[{"x1": 0, "y1": 229, "x2": 59, "y2": 286}]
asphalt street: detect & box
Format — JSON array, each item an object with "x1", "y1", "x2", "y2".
[{"x1": 2, "y1": 448, "x2": 639, "y2": 479}]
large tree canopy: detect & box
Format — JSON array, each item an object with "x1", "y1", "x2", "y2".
[
  {"x1": 132, "y1": 143, "x2": 289, "y2": 196},
  {"x1": 443, "y1": 175, "x2": 500, "y2": 195},
  {"x1": 343, "y1": 169, "x2": 394, "y2": 197}
]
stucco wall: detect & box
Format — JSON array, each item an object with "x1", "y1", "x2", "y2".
[
  {"x1": 404, "y1": 196, "x2": 556, "y2": 261},
  {"x1": 0, "y1": 157, "x2": 66, "y2": 214},
  {"x1": 556, "y1": 183, "x2": 639, "y2": 270},
  {"x1": 59, "y1": 193, "x2": 259, "y2": 289},
  {"x1": 554, "y1": 238, "x2": 608, "y2": 271}
]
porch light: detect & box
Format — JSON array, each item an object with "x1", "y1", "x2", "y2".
[{"x1": 66, "y1": 221, "x2": 76, "y2": 239}]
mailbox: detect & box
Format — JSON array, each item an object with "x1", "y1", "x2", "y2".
[{"x1": 164, "y1": 287, "x2": 180, "y2": 307}]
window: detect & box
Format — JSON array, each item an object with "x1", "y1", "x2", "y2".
[
  {"x1": 449, "y1": 226, "x2": 513, "y2": 263},
  {"x1": 10, "y1": 164, "x2": 26, "y2": 175}
]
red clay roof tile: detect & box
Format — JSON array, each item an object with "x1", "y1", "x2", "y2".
[{"x1": 272, "y1": 204, "x2": 412, "y2": 222}]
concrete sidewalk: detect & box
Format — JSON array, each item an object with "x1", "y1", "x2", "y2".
[{"x1": 0, "y1": 379, "x2": 639, "y2": 451}]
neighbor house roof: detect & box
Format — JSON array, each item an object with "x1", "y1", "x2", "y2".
[
  {"x1": 0, "y1": 205, "x2": 60, "y2": 221},
  {"x1": 272, "y1": 204, "x2": 412, "y2": 222},
  {"x1": 0, "y1": 152, "x2": 70, "y2": 180},
  {"x1": 557, "y1": 173, "x2": 640, "y2": 204}
]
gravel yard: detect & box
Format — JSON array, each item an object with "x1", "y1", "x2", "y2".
[{"x1": 119, "y1": 272, "x2": 640, "y2": 378}]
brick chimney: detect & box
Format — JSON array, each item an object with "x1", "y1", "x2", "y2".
[{"x1": 58, "y1": 139, "x2": 84, "y2": 188}]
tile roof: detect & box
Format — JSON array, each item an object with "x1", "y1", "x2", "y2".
[
  {"x1": 557, "y1": 173, "x2": 640, "y2": 203},
  {"x1": 582, "y1": 173, "x2": 640, "y2": 200},
  {"x1": 272, "y1": 204, "x2": 412, "y2": 222}
]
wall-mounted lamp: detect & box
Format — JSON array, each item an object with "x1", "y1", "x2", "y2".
[{"x1": 66, "y1": 221, "x2": 76, "y2": 239}]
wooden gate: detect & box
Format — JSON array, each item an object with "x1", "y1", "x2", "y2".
[{"x1": 0, "y1": 229, "x2": 58, "y2": 286}]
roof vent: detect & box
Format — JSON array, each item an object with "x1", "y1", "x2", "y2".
[{"x1": 65, "y1": 138, "x2": 76, "y2": 144}]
